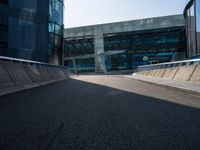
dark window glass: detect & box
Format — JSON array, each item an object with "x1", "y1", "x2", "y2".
[
  {"x1": 49, "y1": 0, "x2": 64, "y2": 25},
  {"x1": 0, "y1": 42, "x2": 8, "y2": 48},
  {"x1": 0, "y1": 24, "x2": 8, "y2": 31},
  {"x1": 8, "y1": 17, "x2": 36, "y2": 59},
  {"x1": 48, "y1": 33, "x2": 62, "y2": 55},
  {"x1": 48, "y1": 0, "x2": 64, "y2": 64},
  {"x1": 10, "y1": 0, "x2": 37, "y2": 12},
  {"x1": 0, "y1": 0, "x2": 8, "y2": 5},
  {"x1": 0, "y1": 30, "x2": 8, "y2": 42}
]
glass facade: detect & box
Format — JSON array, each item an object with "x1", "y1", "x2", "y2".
[
  {"x1": 196, "y1": 0, "x2": 200, "y2": 53},
  {"x1": 8, "y1": 17, "x2": 37, "y2": 59},
  {"x1": 10, "y1": 0, "x2": 37, "y2": 13},
  {"x1": 64, "y1": 37, "x2": 94, "y2": 57},
  {"x1": 104, "y1": 27, "x2": 186, "y2": 70},
  {"x1": 0, "y1": 1, "x2": 8, "y2": 49},
  {"x1": 64, "y1": 26, "x2": 186, "y2": 72},
  {"x1": 185, "y1": 0, "x2": 200, "y2": 57},
  {"x1": 48, "y1": 0, "x2": 64, "y2": 65},
  {"x1": 66, "y1": 58, "x2": 95, "y2": 73},
  {"x1": 64, "y1": 37, "x2": 95, "y2": 73},
  {"x1": 0, "y1": 0, "x2": 64, "y2": 64}
]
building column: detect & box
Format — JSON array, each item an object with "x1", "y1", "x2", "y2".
[
  {"x1": 72, "y1": 59, "x2": 77, "y2": 74},
  {"x1": 49, "y1": 54, "x2": 59, "y2": 65},
  {"x1": 94, "y1": 33, "x2": 107, "y2": 73}
]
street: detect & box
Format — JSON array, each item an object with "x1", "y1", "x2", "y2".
[{"x1": 0, "y1": 75, "x2": 200, "y2": 150}]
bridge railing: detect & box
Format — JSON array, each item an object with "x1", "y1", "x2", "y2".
[
  {"x1": 0, "y1": 56, "x2": 66, "y2": 69},
  {"x1": 136, "y1": 58, "x2": 200, "y2": 72},
  {"x1": 0, "y1": 56, "x2": 70, "y2": 95}
]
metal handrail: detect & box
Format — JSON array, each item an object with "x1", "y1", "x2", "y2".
[
  {"x1": 0, "y1": 56, "x2": 66, "y2": 68},
  {"x1": 136, "y1": 58, "x2": 200, "y2": 72}
]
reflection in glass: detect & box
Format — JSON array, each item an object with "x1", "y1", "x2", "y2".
[
  {"x1": 49, "y1": 0, "x2": 63, "y2": 25},
  {"x1": 48, "y1": 0, "x2": 64, "y2": 64},
  {"x1": 196, "y1": 0, "x2": 200, "y2": 53},
  {"x1": 9, "y1": 0, "x2": 37, "y2": 12}
]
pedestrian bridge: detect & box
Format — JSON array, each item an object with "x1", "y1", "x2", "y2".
[{"x1": 0, "y1": 56, "x2": 200, "y2": 149}]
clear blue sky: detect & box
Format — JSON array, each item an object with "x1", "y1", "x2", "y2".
[{"x1": 64, "y1": 0, "x2": 188, "y2": 28}]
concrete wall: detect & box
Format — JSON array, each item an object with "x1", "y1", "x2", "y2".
[
  {"x1": 189, "y1": 65, "x2": 200, "y2": 82},
  {"x1": 0, "y1": 60, "x2": 70, "y2": 96},
  {"x1": 134, "y1": 64, "x2": 200, "y2": 83},
  {"x1": 64, "y1": 15, "x2": 185, "y2": 38}
]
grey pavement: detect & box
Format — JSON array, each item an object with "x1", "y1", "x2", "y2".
[{"x1": 0, "y1": 75, "x2": 200, "y2": 150}]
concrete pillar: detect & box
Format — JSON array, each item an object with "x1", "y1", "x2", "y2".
[
  {"x1": 94, "y1": 32, "x2": 107, "y2": 73},
  {"x1": 72, "y1": 59, "x2": 77, "y2": 74},
  {"x1": 49, "y1": 55, "x2": 59, "y2": 65}
]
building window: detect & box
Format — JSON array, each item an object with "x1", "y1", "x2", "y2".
[
  {"x1": 9, "y1": 0, "x2": 37, "y2": 13},
  {"x1": 0, "y1": 24, "x2": 8, "y2": 31},
  {"x1": 196, "y1": 0, "x2": 200, "y2": 54},
  {"x1": 0, "y1": 0, "x2": 8, "y2": 5},
  {"x1": 0, "y1": 42, "x2": 8, "y2": 48}
]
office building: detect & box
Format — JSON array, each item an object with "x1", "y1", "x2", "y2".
[
  {"x1": 64, "y1": 15, "x2": 186, "y2": 73},
  {"x1": 0, "y1": 0, "x2": 64, "y2": 64}
]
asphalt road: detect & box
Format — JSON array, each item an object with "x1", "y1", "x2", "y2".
[{"x1": 0, "y1": 75, "x2": 200, "y2": 150}]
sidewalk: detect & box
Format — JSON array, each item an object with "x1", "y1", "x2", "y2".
[{"x1": 125, "y1": 74, "x2": 200, "y2": 96}]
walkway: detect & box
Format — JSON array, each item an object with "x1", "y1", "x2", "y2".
[{"x1": 0, "y1": 75, "x2": 200, "y2": 149}]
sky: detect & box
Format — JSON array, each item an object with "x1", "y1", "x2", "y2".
[{"x1": 64, "y1": 0, "x2": 188, "y2": 28}]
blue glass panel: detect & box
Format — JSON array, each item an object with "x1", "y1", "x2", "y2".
[
  {"x1": 8, "y1": 17, "x2": 36, "y2": 59},
  {"x1": 196, "y1": 0, "x2": 200, "y2": 53},
  {"x1": 49, "y1": 0, "x2": 64, "y2": 25},
  {"x1": 10, "y1": 0, "x2": 37, "y2": 12}
]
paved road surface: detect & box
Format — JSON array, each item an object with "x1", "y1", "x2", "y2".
[{"x1": 0, "y1": 75, "x2": 200, "y2": 150}]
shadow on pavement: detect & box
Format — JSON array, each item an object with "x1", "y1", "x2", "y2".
[{"x1": 0, "y1": 78, "x2": 200, "y2": 149}]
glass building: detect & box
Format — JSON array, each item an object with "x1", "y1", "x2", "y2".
[
  {"x1": 184, "y1": 0, "x2": 200, "y2": 57},
  {"x1": 103, "y1": 27, "x2": 186, "y2": 71},
  {"x1": 49, "y1": 0, "x2": 64, "y2": 64},
  {"x1": 64, "y1": 15, "x2": 186, "y2": 73},
  {"x1": 0, "y1": 0, "x2": 64, "y2": 64}
]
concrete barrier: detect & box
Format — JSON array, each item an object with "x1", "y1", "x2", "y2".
[
  {"x1": 55, "y1": 68, "x2": 65, "y2": 78},
  {"x1": 134, "y1": 60, "x2": 200, "y2": 84},
  {"x1": 62, "y1": 68, "x2": 70, "y2": 77},
  {"x1": 47, "y1": 67, "x2": 60, "y2": 80},
  {"x1": 0, "y1": 58, "x2": 69, "y2": 96},
  {"x1": 173, "y1": 65, "x2": 197, "y2": 81},
  {"x1": 0, "y1": 61, "x2": 15, "y2": 89},
  {"x1": 56, "y1": 69, "x2": 66, "y2": 78},
  {"x1": 3, "y1": 61, "x2": 33, "y2": 86},
  {"x1": 153, "y1": 69, "x2": 161, "y2": 77},
  {"x1": 38, "y1": 65, "x2": 53, "y2": 81},
  {"x1": 148, "y1": 70, "x2": 156, "y2": 77},
  {"x1": 189, "y1": 64, "x2": 200, "y2": 82},
  {"x1": 162, "y1": 67, "x2": 179, "y2": 80},
  {"x1": 156, "y1": 69, "x2": 166, "y2": 78},
  {"x1": 135, "y1": 65, "x2": 199, "y2": 82},
  {"x1": 24, "y1": 64, "x2": 44, "y2": 83}
]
